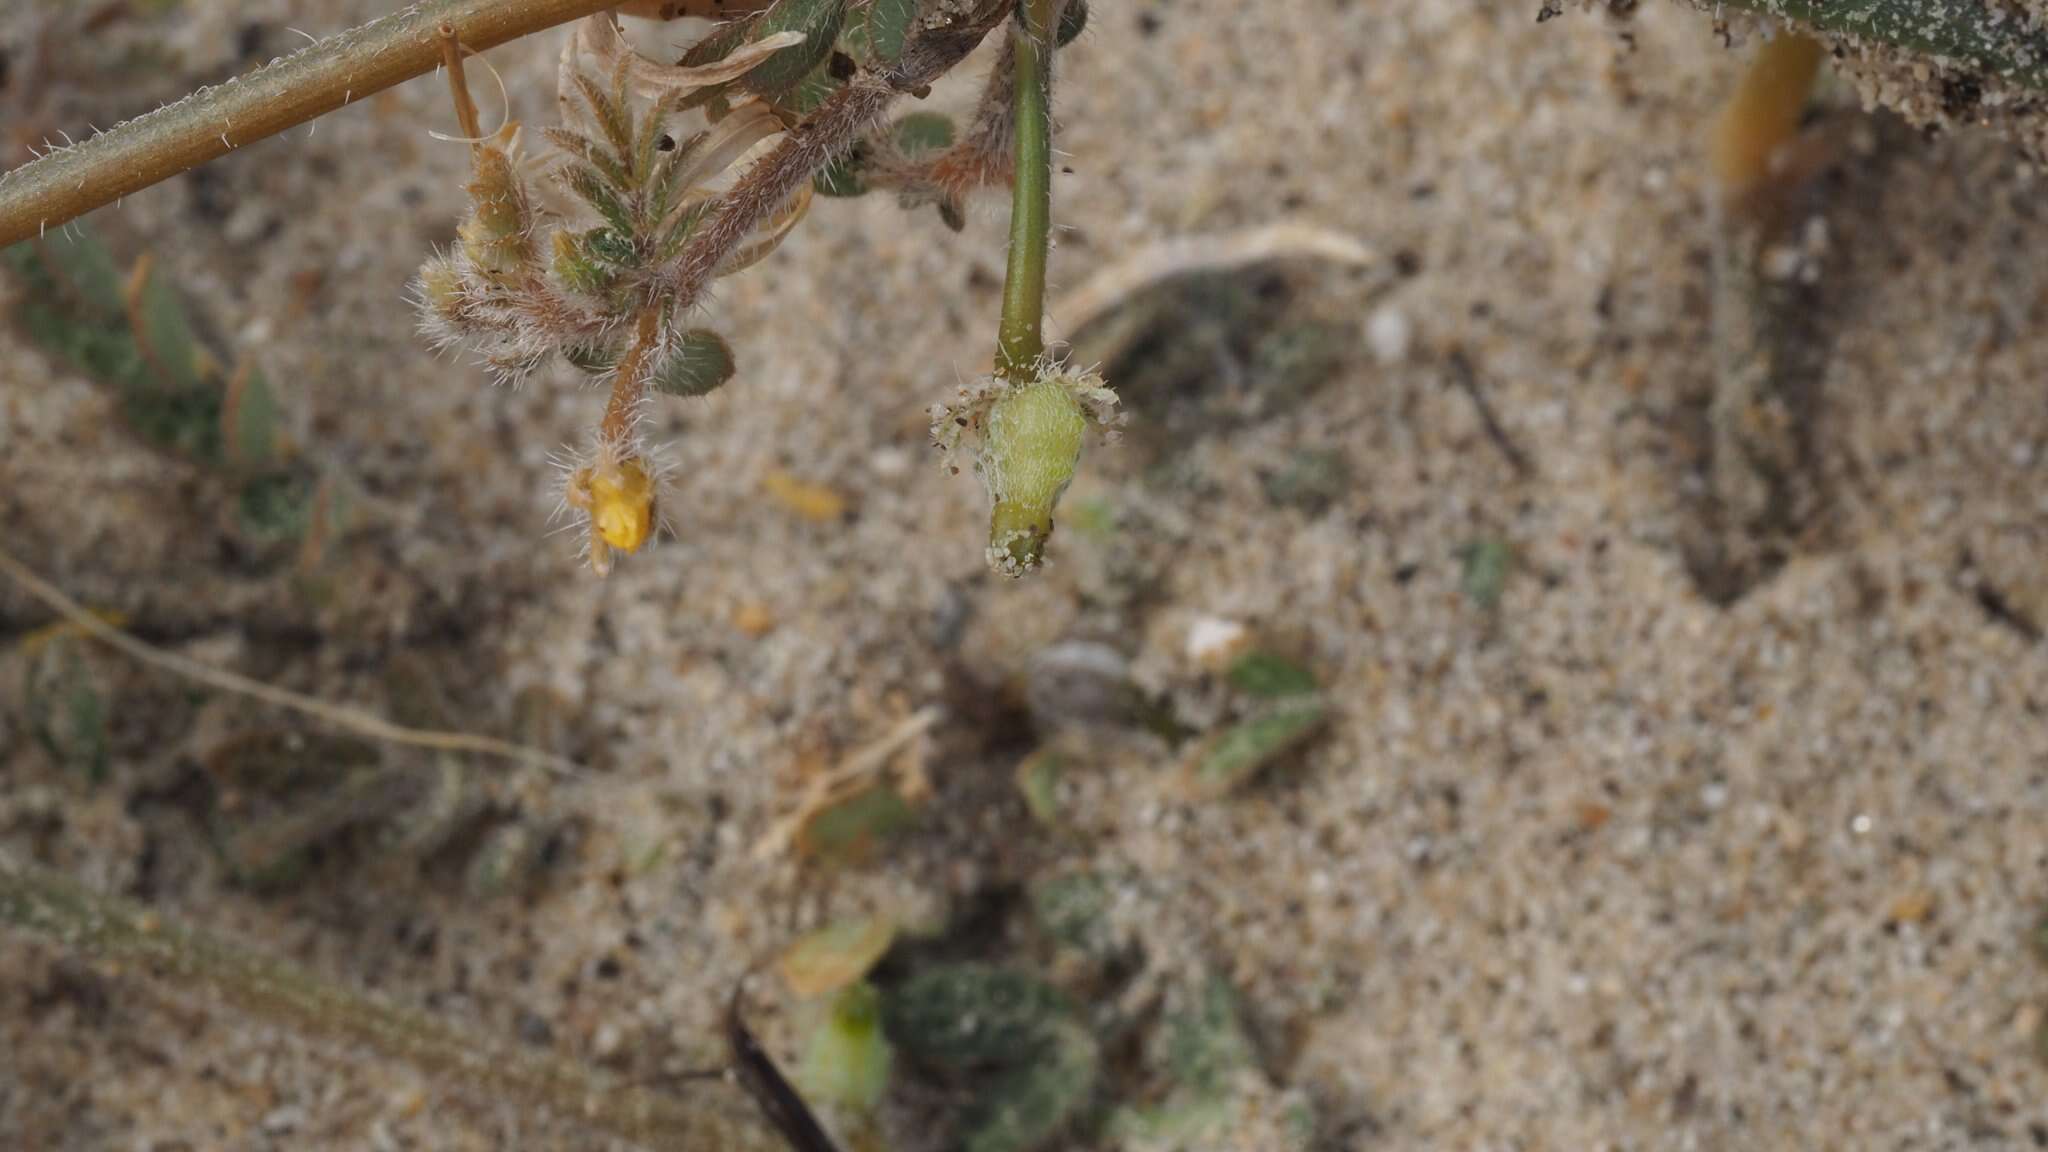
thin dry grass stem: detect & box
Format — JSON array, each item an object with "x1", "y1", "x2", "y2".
[
  {"x1": 753, "y1": 705, "x2": 943, "y2": 860},
  {"x1": 0, "y1": 546, "x2": 579, "y2": 776},
  {"x1": 1047, "y1": 223, "x2": 1379, "y2": 345}
]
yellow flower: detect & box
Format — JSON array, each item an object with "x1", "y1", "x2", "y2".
[
  {"x1": 590, "y1": 459, "x2": 655, "y2": 552},
  {"x1": 566, "y1": 449, "x2": 659, "y2": 575}
]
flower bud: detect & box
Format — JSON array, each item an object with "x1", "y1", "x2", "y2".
[{"x1": 459, "y1": 145, "x2": 535, "y2": 279}]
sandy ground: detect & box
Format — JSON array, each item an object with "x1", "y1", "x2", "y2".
[{"x1": 6, "y1": 1, "x2": 2048, "y2": 1149}]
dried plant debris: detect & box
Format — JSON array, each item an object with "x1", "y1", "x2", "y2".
[
  {"x1": 201, "y1": 729, "x2": 403, "y2": 889},
  {"x1": 188, "y1": 655, "x2": 571, "y2": 896},
  {"x1": 780, "y1": 916, "x2": 900, "y2": 999},
  {"x1": 758, "y1": 707, "x2": 939, "y2": 864}
]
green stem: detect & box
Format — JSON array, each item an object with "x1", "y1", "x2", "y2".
[{"x1": 995, "y1": 0, "x2": 1058, "y2": 380}]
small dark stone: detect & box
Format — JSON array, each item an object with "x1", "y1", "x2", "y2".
[{"x1": 516, "y1": 1010, "x2": 555, "y2": 1046}]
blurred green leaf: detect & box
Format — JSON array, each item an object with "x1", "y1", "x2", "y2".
[
  {"x1": 1189, "y1": 698, "x2": 1326, "y2": 796},
  {"x1": 866, "y1": 0, "x2": 914, "y2": 63},
  {"x1": 797, "y1": 782, "x2": 916, "y2": 862},
  {"x1": 128, "y1": 260, "x2": 211, "y2": 394},
  {"x1": 800, "y1": 981, "x2": 894, "y2": 1113},
  {"x1": 780, "y1": 916, "x2": 898, "y2": 998},
  {"x1": 1226, "y1": 650, "x2": 1318, "y2": 699},
  {"x1": 892, "y1": 111, "x2": 956, "y2": 156},
  {"x1": 1461, "y1": 536, "x2": 1513, "y2": 609},
  {"x1": 23, "y1": 640, "x2": 109, "y2": 783},
  {"x1": 1014, "y1": 748, "x2": 1063, "y2": 826},
  {"x1": 224, "y1": 364, "x2": 284, "y2": 471}
]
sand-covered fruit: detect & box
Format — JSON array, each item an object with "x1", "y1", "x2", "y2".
[{"x1": 932, "y1": 364, "x2": 1119, "y2": 576}]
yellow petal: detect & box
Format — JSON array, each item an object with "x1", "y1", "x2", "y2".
[{"x1": 588, "y1": 459, "x2": 657, "y2": 554}]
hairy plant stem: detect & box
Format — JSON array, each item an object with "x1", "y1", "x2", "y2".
[
  {"x1": 0, "y1": 854, "x2": 780, "y2": 1151},
  {"x1": 0, "y1": 0, "x2": 628, "y2": 249},
  {"x1": 603, "y1": 307, "x2": 665, "y2": 442},
  {"x1": 1707, "y1": 0, "x2": 2048, "y2": 88},
  {"x1": 995, "y1": 0, "x2": 1058, "y2": 380}
]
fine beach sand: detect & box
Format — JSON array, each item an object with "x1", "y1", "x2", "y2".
[{"x1": 6, "y1": 2, "x2": 2048, "y2": 1148}]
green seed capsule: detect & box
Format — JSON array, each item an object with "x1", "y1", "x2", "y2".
[{"x1": 983, "y1": 378, "x2": 1086, "y2": 575}]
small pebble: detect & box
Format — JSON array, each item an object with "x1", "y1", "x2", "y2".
[
  {"x1": 1366, "y1": 304, "x2": 1413, "y2": 366},
  {"x1": 1186, "y1": 616, "x2": 1251, "y2": 669}
]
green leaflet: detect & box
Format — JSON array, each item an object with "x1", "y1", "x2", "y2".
[
  {"x1": 1225, "y1": 650, "x2": 1319, "y2": 700},
  {"x1": 866, "y1": 0, "x2": 915, "y2": 64},
  {"x1": 653, "y1": 329, "x2": 737, "y2": 397},
  {"x1": 1189, "y1": 697, "x2": 1328, "y2": 797}
]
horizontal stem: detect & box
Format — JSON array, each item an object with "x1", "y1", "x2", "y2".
[
  {"x1": 0, "y1": 854, "x2": 780, "y2": 1152},
  {"x1": 0, "y1": 0, "x2": 620, "y2": 248}
]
